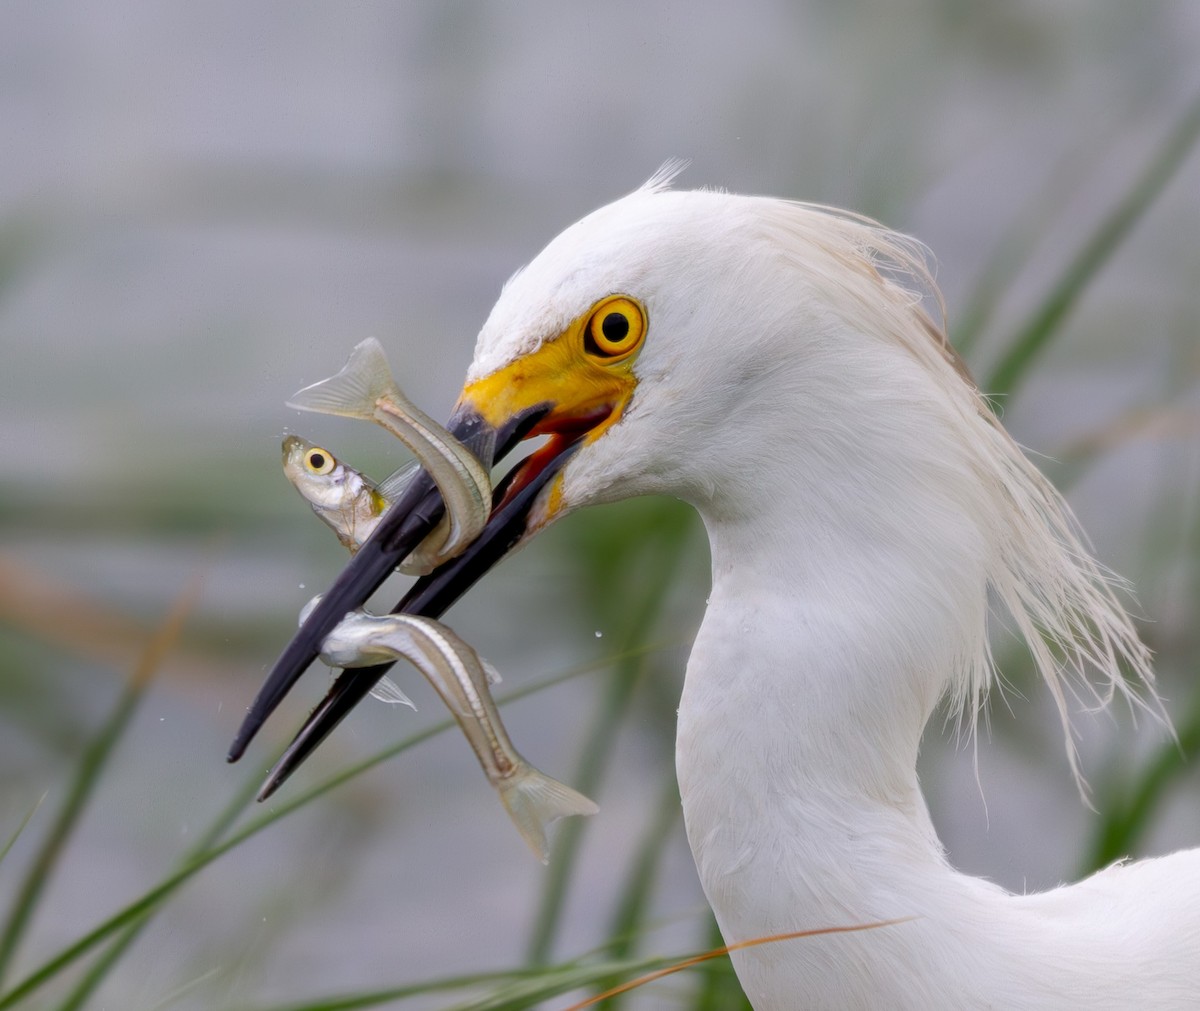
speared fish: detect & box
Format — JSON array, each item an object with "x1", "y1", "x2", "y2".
[
  {"x1": 286, "y1": 337, "x2": 491, "y2": 569},
  {"x1": 281, "y1": 435, "x2": 445, "y2": 574},
  {"x1": 304, "y1": 599, "x2": 598, "y2": 862}
]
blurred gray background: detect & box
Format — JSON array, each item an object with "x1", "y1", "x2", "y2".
[{"x1": 1, "y1": 2, "x2": 1198, "y2": 1008}]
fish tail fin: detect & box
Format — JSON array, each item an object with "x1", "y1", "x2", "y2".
[
  {"x1": 499, "y1": 765, "x2": 599, "y2": 863},
  {"x1": 287, "y1": 337, "x2": 400, "y2": 420},
  {"x1": 368, "y1": 675, "x2": 416, "y2": 710}
]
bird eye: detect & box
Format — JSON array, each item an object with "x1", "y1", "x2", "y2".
[
  {"x1": 584, "y1": 296, "x2": 646, "y2": 361},
  {"x1": 304, "y1": 448, "x2": 335, "y2": 475}
]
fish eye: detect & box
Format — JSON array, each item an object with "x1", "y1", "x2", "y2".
[
  {"x1": 584, "y1": 296, "x2": 646, "y2": 361},
  {"x1": 304, "y1": 447, "x2": 335, "y2": 475}
]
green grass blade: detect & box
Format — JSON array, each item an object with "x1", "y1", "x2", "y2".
[
  {"x1": 440, "y1": 954, "x2": 679, "y2": 1011},
  {"x1": 1082, "y1": 663, "x2": 1200, "y2": 875},
  {"x1": 146, "y1": 966, "x2": 224, "y2": 1011},
  {"x1": 0, "y1": 652, "x2": 636, "y2": 1010},
  {"x1": 524, "y1": 652, "x2": 648, "y2": 967},
  {"x1": 526, "y1": 506, "x2": 693, "y2": 966},
  {"x1": 481, "y1": 920, "x2": 899, "y2": 1011},
  {"x1": 985, "y1": 90, "x2": 1200, "y2": 399},
  {"x1": 51, "y1": 770, "x2": 265, "y2": 1011},
  {"x1": 0, "y1": 796, "x2": 45, "y2": 867},
  {"x1": 231, "y1": 954, "x2": 686, "y2": 1011},
  {"x1": 1074, "y1": 344, "x2": 1200, "y2": 874},
  {"x1": 0, "y1": 578, "x2": 197, "y2": 987},
  {"x1": 594, "y1": 771, "x2": 682, "y2": 1006},
  {"x1": 232, "y1": 968, "x2": 551, "y2": 1011},
  {"x1": 693, "y1": 914, "x2": 751, "y2": 1011},
  {"x1": 0, "y1": 803, "x2": 262, "y2": 1009},
  {"x1": 953, "y1": 135, "x2": 1109, "y2": 358}
]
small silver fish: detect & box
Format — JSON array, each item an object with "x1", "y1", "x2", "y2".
[
  {"x1": 286, "y1": 338, "x2": 492, "y2": 568},
  {"x1": 282, "y1": 435, "x2": 395, "y2": 552},
  {"x1": 282, "y1": 435, "x2": 450, "y2": 575},
  {"x1": 310, "y1": 603, "x2": 598, "y2": 862},
  {"x1": 295, "y1": 589, "x2": 417, "y2": 710}
]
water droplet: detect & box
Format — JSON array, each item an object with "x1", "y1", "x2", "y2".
[
  {"x1": 594, "y1": 630, "x2": 603, "y2": 638},
  {"x1": 299, "y1": 583, "x2": 306, "y2": 589}
]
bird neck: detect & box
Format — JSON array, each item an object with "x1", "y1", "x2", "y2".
[
  {"x1": 683, "y1": 501, "x2": 961, "y2": 800},
  {"x1": 673, "y1": 487, "x2": 1200, "y2": 1006},
  {"x1": 683, "y1": 389, "x2": 991, "y2": 785},
  {"x1": 675, "y1": 420, "x2": 995, "y2": 930}
]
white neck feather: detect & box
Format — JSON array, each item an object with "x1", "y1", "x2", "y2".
[{"x1": 670, "y1": 307, "x2": 1191, "y2": 1009}]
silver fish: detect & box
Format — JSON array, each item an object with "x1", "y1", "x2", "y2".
[
  {"x1": 281, "y1": 435, "x2": 446, "y2": 574},
  {"x1": 286, "y1": 338, "x2": 492, "y2": 569},
  {"x1": 309, "y1": 603, "x2": 598, "y2": 862},
  {"x1": 281, "y1": 435, "x2": 394, "y2": 552}
]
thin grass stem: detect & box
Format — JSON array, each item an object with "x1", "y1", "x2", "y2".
[
  {"x1": 1083, "y1": 680, "x2": 1200, "y2": 874},
  {"x1": 954, "y1": 132, "x2": 1110, "y2": 357},
  {"x1": 234, "y1": 967, "x2": 548, "y2": 1011},
  {"x1": 51, "y1": 772, "x2": 264, "y2": 1011},
  {"x1": 594, "y1": 769, "x2": 682, "y2": 1007},
  {"x1": 0, "y1": 796, "x2": 45, "y2": 867},
  {"x1": 565, "y1": 920, "x2": 910, "y2": 1010},
  {"x1": 525, "y1": 515, "x2": 691, "y2": 966},
  {"x1": 692, "y1": 912, "x2": 750, "y2": 1011},
  {"x1": 0, "y1": 651, "x2": 647, "y2": 1010},
  {"x1": 0, "y1": 577, "x2": 198, "y2": 988},
  {"x1": 985, "y1": 90, "x2": 1200, "y2": 398}
]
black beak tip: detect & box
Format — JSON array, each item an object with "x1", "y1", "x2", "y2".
[{"x1": 227, "y1": 471, "x2": 447, "y2": 764}]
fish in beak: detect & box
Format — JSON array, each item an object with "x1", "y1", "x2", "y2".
[{"x1": 229, "y1": 294, "x2": 646, "y2": 799}]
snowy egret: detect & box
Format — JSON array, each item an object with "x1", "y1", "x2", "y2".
[{"x1": 233, "y1": 170, "x2": 1200, "y2": 1008}]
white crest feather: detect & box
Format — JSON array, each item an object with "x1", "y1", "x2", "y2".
[
  {"x1": 640, "y1": 158, "x2": 691, "y2": 194},
  {"x1": 764, "y1": 201, "x2": 1166, "y2": 793}
]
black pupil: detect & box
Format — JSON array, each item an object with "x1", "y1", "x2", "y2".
[
  {"x1": 601, "y1": 312, "x2": 629, "y2": 343},
  {"x1": 310, "y1": 452, "x2": 326, "y2": 470}
]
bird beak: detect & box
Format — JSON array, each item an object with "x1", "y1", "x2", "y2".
[{"x1": 229, "y1": 329, "x2": 638, "y2": 797}]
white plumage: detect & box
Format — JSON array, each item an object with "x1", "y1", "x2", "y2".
[{"x1": 461, "y1": 176, "x2": 1200, "y2": 1008}]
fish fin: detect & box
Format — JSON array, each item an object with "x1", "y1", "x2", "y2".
[
  {"x1": 481, "y1": 659, "x2": 502, "y2": 685},
  {"x1": 369, "y1": 675, "x2": 416, "y2": 710},
  {"x1": 498, "y1": 766, "x2": 599, "y2": 863},
  {"x1": 287, "y1": 338, "x2": 400, "y2": 420},
  {"x1": 298, "y1": 595, "x2": 323, "y2": 624},
  {"x1": 377, "y1": 460, "x2": 420, "y2": 503},
  {"x1": 336, "y1": 526, "x2": 360, "y2": 554}
]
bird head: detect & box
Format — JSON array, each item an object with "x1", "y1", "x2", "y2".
[
  {"x1": 450, "y1": 175, "x2": 952, "y2": 537},
  {"x1": 453, "y1": 181, "x2": 740, "y2": 531},
  {"x1": 229, "y1": 170, "x2": 974, "y2": 781}
]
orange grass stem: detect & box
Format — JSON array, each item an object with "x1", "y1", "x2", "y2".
[{"x1": 563, "y1": 918, "x2": 914, "y2": 1010}]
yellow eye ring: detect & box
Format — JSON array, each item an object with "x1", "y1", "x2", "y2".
[
  {"x1": 583, "y1": 296, "x2": 646, "y2": 361},
  {"x1": 304, "y1": 447, "x2": 335, "y2": 475}
]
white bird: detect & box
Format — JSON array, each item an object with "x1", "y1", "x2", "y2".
[{"x1": 240, "y1": 169, "x2": 1200, "y2": 1008}]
